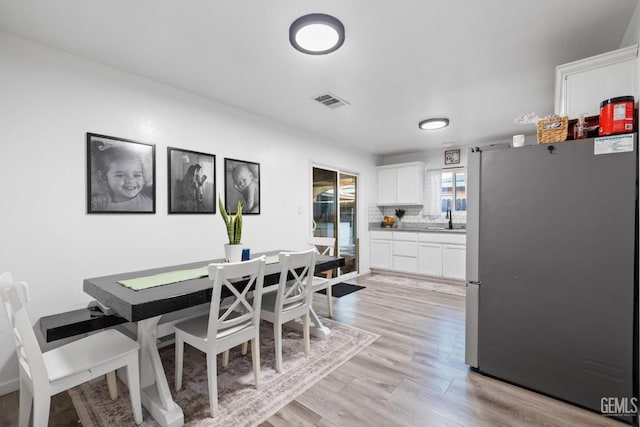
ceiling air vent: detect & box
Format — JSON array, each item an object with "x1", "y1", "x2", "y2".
[{"x1": 313, "y1": 92, "x2": 349, "y2": 109}]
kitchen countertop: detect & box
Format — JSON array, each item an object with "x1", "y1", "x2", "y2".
[{"x1": 369, "y1": 224, "x2": 466, "y2": 234}]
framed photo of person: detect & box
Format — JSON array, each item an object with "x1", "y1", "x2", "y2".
[
  {"x1": 224, "y1": 158, "x2": 260, "y2": 215},
  {"x1": 444, "y1": 149, "x2": 461, "y2": 165},
  {"x1": 167, "y1": 147, "x2": 216, "y2": 214},
  {"x1": 86, "y1": 133, "x2": 156, "y2": 214}
]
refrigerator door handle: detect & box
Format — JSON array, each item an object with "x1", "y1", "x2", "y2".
[{"x1": 465, "y1": 281, "x2": 480, "y2": 368}]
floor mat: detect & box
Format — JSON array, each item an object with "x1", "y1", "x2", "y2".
[
  {"x1": 317, "y1": 282, "x2": 365, "y2": 298},
  {"x1": 367, "y1": 274, "x2": 465, "y2": 297},
  {"x1": 68, "y1": 319, "x2": 378, "y2": 426}
]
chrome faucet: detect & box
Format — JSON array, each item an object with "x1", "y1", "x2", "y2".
[{"x1": 446, "y1": 209, "x2": 453, "y2": 229}]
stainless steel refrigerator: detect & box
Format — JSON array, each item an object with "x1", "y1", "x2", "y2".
[{"x1": 465, "y1": 137, "x2": 638, "y2": 424}]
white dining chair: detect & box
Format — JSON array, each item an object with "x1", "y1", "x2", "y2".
[
  {"x1": 309, "y1": 237, "x2": 338, "y2": 318},
  {"x1": 0, "y1": 274, "x2": 143, "y2": 426},
  {"x1": 260, "y1": 249, "x2": 315, "y2": 373},
  {"x1": 173, "y1": 256, "x2": 266, "y2": 417}
]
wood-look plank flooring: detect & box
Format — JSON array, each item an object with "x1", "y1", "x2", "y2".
[{"x1": 0, "y1": 274, "x2": 626, "y2": 426}]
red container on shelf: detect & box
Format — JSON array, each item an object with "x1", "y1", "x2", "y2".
[{"x1": 599, "y1": 96, "x2": 635, "y2": 136}]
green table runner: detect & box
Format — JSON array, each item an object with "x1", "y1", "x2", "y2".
[
  {"x1": 118, "y1": 266, "x2": 209, "y2": 291},
  {"x1": 265, "y1": 255, "x2": 279, "y2": 265},
  {"x1": 118, "y1": 255, "x2": 281, "y2": 291}
]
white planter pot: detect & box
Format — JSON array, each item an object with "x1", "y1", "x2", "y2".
[{"x1": 224, "y1": 244, "x2": 243, "y2": 263}]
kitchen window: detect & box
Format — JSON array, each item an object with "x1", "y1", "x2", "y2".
[
  {"x1": 441, "y1": 170, "x2": 466, "y2": 212},
  {"x1": 424, "y1": 168, "x2": 467, "y2": 215}
]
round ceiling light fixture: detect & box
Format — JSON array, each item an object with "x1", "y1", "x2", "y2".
[
  {"x1": 419, "y1": 118, "x2": 450, "y2": 130},
  {"x1": 289, "y1": 13, "x2": 345, "y2": 55}
]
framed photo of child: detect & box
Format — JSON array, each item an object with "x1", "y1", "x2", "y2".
[
  {"x1": 86, "y1": 133, "x2": 156, "y2": 214},
  {"x1": 168, "y1": 147, "x2": 216, "y2": 214},
  {"x1": 224, "y1": 158, "x2": 260, "y2": 215}
]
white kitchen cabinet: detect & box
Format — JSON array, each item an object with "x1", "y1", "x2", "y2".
[
  {"x1": 371, "y1": 240, "x2": 392, "y2": 270},
  {"x1": 392, "y1": 232, "x2": 418, "y2": 273},
  {"x1": 370, "y1": 230, "x2": 393, "y2": 270},
  {"x1": 442, "y1": 244, "x2": 466, "y2": 280},
  {"x1": 370, "y1": 230, "x2": 466, "y2": 280},
  {"x1": 418, "y1": 243, "x2": 442, "y2": 277},
  {"x1": 377, "y1": 168, "x2": 397, "y2": 205},
  {"x1": 393, "y1": 255, "x2": 417, "y2": 273},
  {"x1": 393, "y1": 241, "x2": 417, "y2": 257},
  {"x1": 418, "y1": 242, "x2": 442, "y2": 277},
  {"x1": 376, "y1": 162, "x2": 424, "y2": 205},
  {"x1": 555, "y1": 45, "x2": 638, "y2": 118},
  {"x1": 396, "y1": 165, "x2": 422, "y2": 204},
  {"x1": 418, "y1": 232, "x2": 466, "y2": 280}
]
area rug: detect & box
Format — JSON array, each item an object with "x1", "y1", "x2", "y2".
[
  {"x1": 68, "y1": 319, "x2": 378, "y2": 426},
  {"x1": 367, "y1": 273, "x2": 465, "y2": 297},
  {"x1": 316, "y1": 282, "x2": 365, "y2": 298}
]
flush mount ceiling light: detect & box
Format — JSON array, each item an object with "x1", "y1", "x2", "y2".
[
  {"x1": 419, "y1": 118, "x2": 450, "y2": 130},
  {"x1": 289, "y1": 13, "x2": 345, "y2": 55}
]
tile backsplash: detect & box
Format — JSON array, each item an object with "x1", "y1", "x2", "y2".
[{"x1": 368, "y1": 203, "x2": 466, "y2": 226}]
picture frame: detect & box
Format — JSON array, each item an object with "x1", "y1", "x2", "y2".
[
  {"x1": 87, "y1": 133, "x2": 156, "y2": 214},
  {"x1": 224, "y1": 158, "x2": 260, "y2": 214},
  {"x1": 444, "y1": 149, "x2": 461, "y2": 165},
  {"x1": 168, "y1": 147, "x2": 216, "y2": 214}
]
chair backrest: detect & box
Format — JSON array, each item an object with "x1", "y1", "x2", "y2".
[
  {"x1": 206, "y1": 256, "x2": 266, "y2": 341},
  {"x1": 0, "y1": 276, "x2": 47, "y2": 391},
  {"x1": 309, "y1": 237, "x2": 335, "y2": 256},
  {"x1": 275, "y1": 249, "x2": 316, "y2": 315},
  {"x1": 0, "y1": 272, "x2": 31, "y2": 332},
  {"x1": 0, "y1": 272, "x2": 30, "y2": 306}
]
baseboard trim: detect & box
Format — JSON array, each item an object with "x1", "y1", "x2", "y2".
[
  {"x1": 0, "y1": 377, "x2": 19, "y2": 396},
  {"x1": 368, "y1": 269, "x2": 465, "y2": 286}
]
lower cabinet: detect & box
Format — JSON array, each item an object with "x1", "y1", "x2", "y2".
[
  {"x1": 370, "y1": 230, "x2": 466, "y2": 280},
  {"x1": 418, "y1": 233, "x2": 466, "y2": 280},
  {"x1": 418, "y1": 242, "x2": 443, "y2": 277},
  {"x1": 392, "y1": 232, "x2": 418, "y2": 273},
  {"x1": 393, "y1": 255, "x2": 417, "y2": 273},
  {"x1": 370, "y1": 231, "x2": 393, "y2": 270},
  {"x1": 371, "y1": 239, "x2": 392, "y2": 270},
  {"x1": 442, "y1": 244, "x2": 466, "y2": 280}
]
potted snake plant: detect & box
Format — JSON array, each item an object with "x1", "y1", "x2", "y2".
[{"x1": 219, "y1": 196, "x2": 244, "y2": 262}]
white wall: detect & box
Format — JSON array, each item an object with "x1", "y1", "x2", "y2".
[
  {"x1": 377, "y1": 132, "x2": 540, "y2": 169},
  {"x1": 621, "y1": 0, "x2": 640, "y2": 47},
  {"x1": 379, "y1": 147, "x2": 469, "y2": 169},
  {"x1": 0, "y1": 32, "x2": 377, "y2": 393}
]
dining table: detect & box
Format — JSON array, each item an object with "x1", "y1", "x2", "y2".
[{"x1": 80, "y1": 250, "x2": 344, "y2": 427}]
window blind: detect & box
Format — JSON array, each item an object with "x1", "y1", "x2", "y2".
[{"x1": 424, "y1": 169, "x2": 441, "y2": 216}]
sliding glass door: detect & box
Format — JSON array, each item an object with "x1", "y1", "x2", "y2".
[{"x1": 312, "y1": 166, "x2": 358, "y2": 275}]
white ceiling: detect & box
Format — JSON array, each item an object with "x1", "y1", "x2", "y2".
[{"x1": 0, "y1": 0, "x2": 637, "y2": 155}]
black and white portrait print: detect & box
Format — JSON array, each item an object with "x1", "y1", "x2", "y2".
[
  {"x1": 87, "y1": 133, "x2": 156, "y2": 213},
  {"x1": 224, "y1": 158, "x2": 260, "y2": 214},
  {"x1": 168, "y1": 148, "x2": 216, "y2": 214}
]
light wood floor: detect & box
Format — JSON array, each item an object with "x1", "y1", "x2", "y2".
[{"x1": 0, "y1": 274, "x2": 626, "y2": 426}]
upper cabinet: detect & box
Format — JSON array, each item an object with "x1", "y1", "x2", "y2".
[
  {"x1": 377, "y1": 162, "x2": 424, "y2": 205},
  {"x1": 555, "y1": 45, "x2": 638, "y2": 118}
]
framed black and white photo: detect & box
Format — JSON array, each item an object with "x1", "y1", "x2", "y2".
[
  {"x1": 224, "y1": 158, "x2": 260, "y2": 214},
  {"x1": 87, "y1": 133, "x2": 156, "y2": 213},
  {"x1": 444, "y1": 149, "x2": 461, "y2": 165},
  {"x1": 168, "y1": 147, "x2": 216, "y2": 214}
]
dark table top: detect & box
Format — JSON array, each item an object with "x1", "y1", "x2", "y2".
[{"x1": 83, "y1": 250, "x2": 344, "y2": 323}]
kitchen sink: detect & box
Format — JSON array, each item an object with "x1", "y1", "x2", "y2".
[{"x1": 425, "y1": 226, "x2": 466, "y2": 232}]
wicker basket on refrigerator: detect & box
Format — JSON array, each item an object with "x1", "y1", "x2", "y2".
[{"x1": 537, "y1": 116, "x2": 568, "y2": 143}]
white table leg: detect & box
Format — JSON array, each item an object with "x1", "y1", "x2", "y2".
[
  {"x1": 138, "y1": 317, "x2": 184, "y2": 427},
  {"x1": 285, "y1": 306, "x2": 331, "y2": 339}
]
